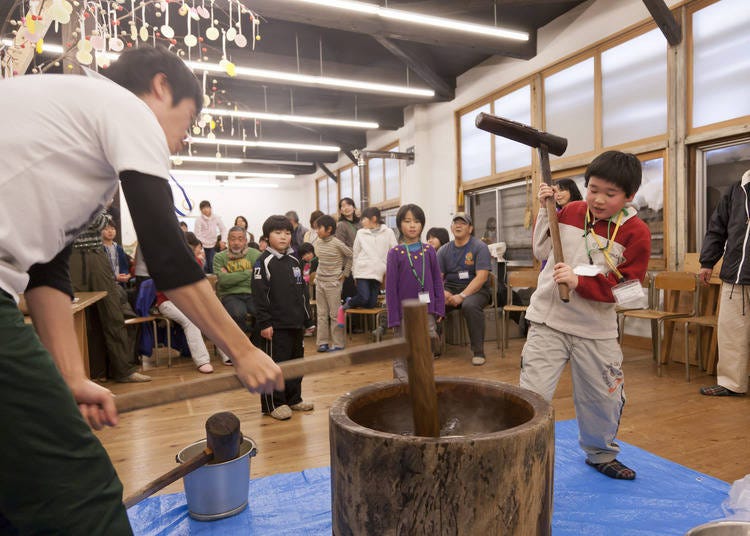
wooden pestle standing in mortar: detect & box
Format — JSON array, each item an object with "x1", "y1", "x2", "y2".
[
  {"x1": 402, "y1": 300, "x2": 440, "y2": 437},
  {"x1": 122, "y1": 412, "x2": 241, "y2": 509}
]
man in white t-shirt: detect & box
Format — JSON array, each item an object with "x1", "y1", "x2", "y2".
[{"x1": 0, "y1": 47, "x2": 283, "y2": 534}]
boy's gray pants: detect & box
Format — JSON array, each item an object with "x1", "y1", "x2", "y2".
[{"x1": 520, "y1": 321, "x2": 626, "y2": 464}]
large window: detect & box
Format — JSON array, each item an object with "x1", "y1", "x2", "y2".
[
  {"x1": 367, "y1": 144, "x2": 401, "y2": 207},
  {"x1": 467, "y1": 179, "x2": 534, "y2": 266},
  {"x1": 316, "y1": 176, "x2": 338, "y2": 214},
  {"x1": 494, "y1": 86, "x2": 532, "y2": 173},
  {"x1": 338, "y1": 165, "x2": 361, "y2": 206},
  {"x1": 544, "y1": 58, "x2": 595, "y2": 159},
  {"x1": 692, "y1": 0, "x2": 750, "y2": 129},
  {"x1": 459, "y1": 103, "x2": 492, "y2": 181},
  {"x1": 601, "y1": 28, "x2": 667, "y2": 146}
]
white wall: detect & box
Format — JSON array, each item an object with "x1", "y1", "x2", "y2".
[
  {"x1": 299, "y1": 0, "x2": 680, "y2": 233},
  {"x1": 119, "y1": 173, "x2": 316, "y2": 246}
]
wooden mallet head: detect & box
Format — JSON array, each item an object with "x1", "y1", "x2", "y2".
[{"x1": 205, "y1": 411, "x2": 242, "y2": 463}]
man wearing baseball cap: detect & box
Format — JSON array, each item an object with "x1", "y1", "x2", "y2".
[{"x1": 437, "y1": 212, "x2": 493, "y2": 365}]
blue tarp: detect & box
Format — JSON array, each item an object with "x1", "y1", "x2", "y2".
[{"x1": 128, "y1": 419, "x2": 730, "y2": 535}]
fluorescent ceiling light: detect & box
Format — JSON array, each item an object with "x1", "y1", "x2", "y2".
[
  {"x1": 204, "y1": 107, "x2": 378, "y2": 129},
  {"x1": 183, "y1": 59, "x2": 433, "y2": 97},
  {"x1": 5, "y1": 39, "x2": 432, "y2": 98},
  {"x1": 171, "y1": 156, "x2": 244, "y2": 164},
  {"x1": 294, "y1": 0, "x2": 529, "y2": 41},
  {"x1": 171, "y1": 169, "x2": 295, "y2": 179},
  {"x1": 186, "y1": 181, "x2": 280, "y2": 189},
  {"x1": 233, "y1": 172, "x2": 295, "y2": 179},
  {"x1": 189, "y1": 137, "x2": 340, "y2": 152}
]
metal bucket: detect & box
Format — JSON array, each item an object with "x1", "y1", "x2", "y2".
[
  {"x1": 176, "y1": 436, "x2": 257, "y2": 521},
  {"x1": 686, "y1": 521, "x2": 750, "y2": 535}
]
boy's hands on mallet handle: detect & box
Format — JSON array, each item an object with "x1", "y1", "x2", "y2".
[
  {"x1": 699, "y1": 268, "x2": 713, "y2": 286},
  {"x1": 538, "y1": 183, "x2": 554, "y2": 207},
  {"x1": 552, "y1": 263, "x2": 578, "y2": 291}
]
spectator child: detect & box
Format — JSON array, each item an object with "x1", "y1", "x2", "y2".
[
  {"x1": 338, "y1": 207, "x2": 397, "y2": 323},
  {"x1": 425, "y1": 227, "x2": 450, "y2": 251},
  {"x1": 520, "y1": 151, "x2": 650, "y2": 480},
  {"x1": 194, "y1": 200, "x2": 227, "y2": 273},
  {"x1": 101, "y1": 222, "x2": 131, "y2": 286},
  {"x1": 386, "y1": 204, "x2": 445, "y2": 380},
  {"x1": 252, "y1": 215, "x2": 314, "y2": 420},
  {"x1": 313, "y1": 215, "x2": 353, "y2": 352},
  {"x1": 155, "y1": 232, "x2": 213, "y2": 373},
  {"x1": 303, "y1": 210, "x2": 324, "y2": 246}
]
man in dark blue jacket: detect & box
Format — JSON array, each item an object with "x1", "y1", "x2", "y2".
[{"x1": 698, "y1": 172, "x2": 750, "y2": 396}]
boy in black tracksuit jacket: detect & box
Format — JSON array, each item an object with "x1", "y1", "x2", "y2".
[{"x1": 252, "y1": 215, "x2": 314, "y2": 419}]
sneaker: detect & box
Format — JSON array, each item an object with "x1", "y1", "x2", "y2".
[
  {"x1": 700, "y1": 385, "x2": 744, "y2": 396},
  {"x1": 317, "y1": 344, "x2": 330, "y2": 353},
  {"x1": 290, "y1": 401, "x2": 314, "y2": 411},
  {"x1": 197, "y1": 363, "x2": 214, "y2": 374},
  {"x1": 336, "y1": 306, "x2": 346, "y2": 327},
  {"x1": 268, "y1": 405, "x2": 292, "y2": 420},
  {"x1": 471, "y1": 355, "x2": 486, "y2": 366},
  {"x1": 223, "y1": 359, "x2": 233, "y2": 366},
  {"x1": 328, "y1": 346, "x2": 344, "y2": 352},
  {"x1": 116, "y1": 372, "x2": 152, "y2": 383},
  {"x1": 304, "y1": 326, "x2": 316, "y2": 337}
]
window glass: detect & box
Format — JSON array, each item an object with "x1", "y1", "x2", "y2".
[
  {"x1": 493, "y1": 86, "x2": 532, "y2": 173},
  {"x1": 471, "y1": 191, "x2": 498, "y2": 246},
  {"x1": 327, "y1": 177, "x2": 338, "y2": 215},
  {"x1": 369, "y1": 158, "x2": 384, "y2": 205},
  {"x1": 317, "y1": 179, "x2": 328, "y2": 213},
  {"x1": 692, "y1": 0, "x2": 750, "y2": 128},
  {"x1": 602, "y1": 29, "x2": 667, "y2": 146},
  {"x1": 544, "y1": 58, "x2": 595, "y2": 159},
  {"x1": 382, "y1": 207, "x2": 398, "y2": 239},
  {"x1": 460, "y1": 103, "x2": 492, "y2": 180},
  {"x1": 631, "y1": 157, "x2": 664, "y2": 258},
  {"x1": 340, "y1": 168, "x2": 352, "y2": 200}
]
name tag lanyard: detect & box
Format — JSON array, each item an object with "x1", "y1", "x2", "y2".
[
  {"x1": 406, "y1": 243, "x2": 426, "y2": 291},
  {"x1": 169, "y1": 174, "x2": 193, "y2": 217},
  {"x1": 584, "y1": 209, "x2": 625, "y2": 281}
]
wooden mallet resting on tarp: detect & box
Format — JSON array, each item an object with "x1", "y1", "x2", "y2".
[{"x1": 475, "y1": 112, "x2": 570, "y2": 302}]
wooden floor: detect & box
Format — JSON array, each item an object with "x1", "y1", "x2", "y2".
[{"x1": 97, "y1": 334, "x2": 750, "y2": 500}]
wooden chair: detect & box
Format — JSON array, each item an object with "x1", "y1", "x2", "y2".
[
  {"x1": 500, "y1": 270, "x2": 538, "y2": 357},
  {"x1": 124, "y1": 313, "x2": 173, "y2": 367},
  {"x1": 619, "y1": 271, "x2": 698, "y2": 377},
  {"x1": 672, "y1": 253, "x2": 723, "y2": 379},
  {"x1": 616, "y1": 273, "x2": 653, "y2": 339},
  {"x1": 345, "y1": 306, "x2": 386, "y2": 343}
]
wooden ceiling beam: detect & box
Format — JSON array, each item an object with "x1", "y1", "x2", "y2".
[
  {"x1": 373, "y1": 36, "x2": 454, "y2": 100},
  {"x1": 642, "y1": 0, "x2": 682, "y2": 46}
]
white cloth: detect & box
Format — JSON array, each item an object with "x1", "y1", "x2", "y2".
[
  {"x1": 351, "y1": 224, "x2": 398, "y2": 280},
  {"x1": 0, "y1": 74, "x2": 170, "y2": 299}
]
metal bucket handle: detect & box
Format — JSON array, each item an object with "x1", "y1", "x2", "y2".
[{"x1": 175, "y1": 436, "x2": 258, "y2": 463}]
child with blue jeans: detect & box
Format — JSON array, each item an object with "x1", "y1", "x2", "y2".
[{"x1": 338, "y1": 207, "x2": 398, "y2": 324}]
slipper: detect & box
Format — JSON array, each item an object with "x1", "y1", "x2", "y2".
[
  {"x1": 197, "y1": 363, "x2": 214, "y2": 374},
  {"x1": 586, "y1": 459, "x2": 636, "y2": 480},
  {"x1": 700, "y1": 385, "x2": 744, "y2": 396}
]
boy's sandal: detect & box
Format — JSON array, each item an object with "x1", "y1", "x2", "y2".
[
  {"x1": 586, "y1": 459, "x2": 636, "y2": 480},
  {"x1": 700, "y1": 385, "x2": 744, "y2": 396}
]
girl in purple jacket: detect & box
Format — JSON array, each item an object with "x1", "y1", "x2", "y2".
[{"x1": 386, "y1": 204, "x2": 445, "y2": 380}]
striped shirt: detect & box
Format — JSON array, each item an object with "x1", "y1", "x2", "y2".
[{"x1": 313, "y1": 236, "x2": 353, "y2": 282}]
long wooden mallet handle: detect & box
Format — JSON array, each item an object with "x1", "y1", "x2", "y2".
[
  {"x1": 475, "y1": 112, "x2": 570, "y2": 302},
  {"x1": 115, "y1": 338, "x2": 408, "y2": 413}
]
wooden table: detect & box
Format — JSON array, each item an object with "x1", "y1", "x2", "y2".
[{"x1": 23, "y1": 291, "x2": 107, "y2": 378}]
